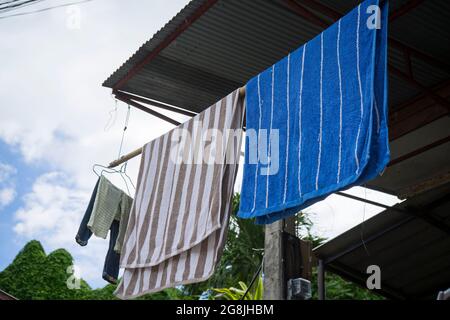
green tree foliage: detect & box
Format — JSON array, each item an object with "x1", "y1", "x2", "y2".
[
  {"x1": 310, "y1": 270, "x2": 384, "y2": 300},
  {"x1": 212, "y1": 276, "x2": 264, "y2": 300},
  {"x1": 0, "y1": 240, "x2": 188, "y2": 300},
  {"x1": 0, "y1": 240, "x2": 90, "y2": 300}
]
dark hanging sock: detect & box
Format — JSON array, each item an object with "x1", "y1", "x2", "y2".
[
  {"x1": 75, "y1": 178, "x2": 100, "y2": 246},
  {"x1": 102, "y1": 220, "x2": 121, "y2": 285}
]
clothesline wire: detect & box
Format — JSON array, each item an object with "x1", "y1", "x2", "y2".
[
  {"x1": 241, "y1": 255, "x2": 264, "y2": 300},
  {"x1": 104, "y1": 96, "x2": 118, "y2": 132},
  {"x1": 360, "y1": 185, "x2": 370, "y2": 257},
  {"x1": 118, "y1": 104, "x2": 131, "y2": 160},
  {"x1": 116, "y1": 104, "x2": 136, "y2": 195}
]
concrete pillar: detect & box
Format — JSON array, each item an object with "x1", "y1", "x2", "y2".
[{"x1": 263, "y1": 217, "x2": 296, "y2": 300}]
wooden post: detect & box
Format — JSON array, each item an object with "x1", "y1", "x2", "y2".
[
  {"x1": 300, "y1": 240, "x2": 312, "y2": 280},
  {"x1": 318, "y1": 259, "x2": 326, "y2": 300}
]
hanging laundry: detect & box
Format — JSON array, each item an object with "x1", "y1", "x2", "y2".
[
  {"x1": 88, "y1": 176, "x2": 125, "y2": 239},
  {"x1": 75, "y1": 178, "x2": 100, "y2": 247},
  {"x1": 114, "y1": 192, "x2": 133, "y2": 254},
  {"x1": 115, "y1": 89, "x2": 244, "y2": 299},
  {"x1": 75, "y1": 176, "x2": 133, "y2": 284},
  {"x1": 238, "y1": 0, "x2": 389, "y2": 224},
  {"x1": 103, "y1": 220, "x2": 121, "y2": 284}
]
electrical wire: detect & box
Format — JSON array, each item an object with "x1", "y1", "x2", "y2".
[
  {"x1": 0, "y1": 0, "x2": 93, "y2": 20},
  {"x1": 0, "y1": 0, "x2": 35, "y2": 9},
  {"x1": 0, "y1": 0, "x2": 44, "y2": 13},
  {"x1": 241, "y1": 256, "x2": 264, "y2": 300},
  {"x1": 0, "y1": 0, "x2": 22, "y2": 7}
]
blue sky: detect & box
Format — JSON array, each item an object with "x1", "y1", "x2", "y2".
[
  {"x1": 0, "y1": 0, "x2": 400, "y2": 290},
  {"x1": 0, "y1": 140, "x2": 42, "y2": 271}
]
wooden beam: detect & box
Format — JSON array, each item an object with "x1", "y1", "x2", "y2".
[
  {"x1": 317, "y1": 259, "x2": 326, "y2": 300},
  {"x1": 115, "y1": 91, "x2": 198, "y2": 117},
  {"x1": 281, "y1": 0, "x2": 329, "y2": 29},
  {"x1": 115, "y1": 94, "x2": 181, "y2": 127},
  {"x1": 389, "y1": 0, "x2": 424, "y2": 22},
  {"x1": 389, "y1": 66, "x2": 450, "y2": 112},
  {"x1": 108, "y1": 147, "x2": 142, "y2": 168},
  {"x1": 398, "y1": 171, "x2": 450, "y2": 199},
  {"x1": 388, "y1": 135, "x2": 450, "y2": 167}
]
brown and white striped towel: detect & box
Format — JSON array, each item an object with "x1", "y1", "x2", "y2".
[{"x1": 115, "y1": 89, "x2": 244, "y2": 299}]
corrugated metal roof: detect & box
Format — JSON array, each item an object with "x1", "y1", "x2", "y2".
[
  {"x1": 367, "y1": 116, "x2": 450, "y2": 196},
  {"x1": 0, "y1": 289, "x2": 17, "y2": 300},
  {"x1": 103, "y1": 0, "x2": 450, "y2": 114},
  {"x1": 103, "y1": 0, "x2": 208, "y2": 94},
  {"x1": 314, "y1": 182, "x2": 450, "y2": 300}
]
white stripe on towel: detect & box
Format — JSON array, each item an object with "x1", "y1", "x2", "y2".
[
  {"x1": 337, "y1": 20, "x2": 343, "y2": 184},
  {"x1": 251, "y1": 74, "x2": 262, "y2": 213},
  {"x1": 200, "y1": 101, "x2": 223, "y2": 234},
  {"x1": 169, "y1": 122, "x2": 196, "y2": 254},
  {"x1": 355, "y1": 4, "x2": 364, "y2": 174},
  {"x1": 283, "y1": 54, "x2": 291, "y2": 204},
  {"x1": 298, "y1": 44, "x2": 306, "y2": 197},
  {"x1": 316, "y1": 34, "x2": 324, "y2": 191},
  {"x1": 139, "y1": 133, "x2": 170, "y2": 265},
  {"x1": 266, "y1": 65, "x2": 275, "y2": 208}
]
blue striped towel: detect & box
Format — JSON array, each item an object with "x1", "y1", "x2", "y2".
[{"x1": 238, "y1": 0, "x2": 390, "y2": 224}]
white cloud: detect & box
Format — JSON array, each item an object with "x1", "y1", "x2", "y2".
[
  {"x1": 0, "y1": 163, "x2": 17, "y2": 184},
  {"x1": 0, "y1": 0, "x2": 191, "y2": 191},
  {"x1": 0, "y1": 162, "x2": 17, "y2": 209},
  {"x1": 14, "y1": 172, "x2": 84, "y2": 238},
  {"x1": 0, "y1": 187, "x2": 16, "y2": 208}
]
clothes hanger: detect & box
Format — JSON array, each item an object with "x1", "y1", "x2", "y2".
[
  {"x1": 92, "y1": 163, "x2": 118, "y2": 178},
  {"x1": 119, "y1": 162, "x2": 136, "y2": 192},
  {"x1": 92, "y1": 163, "x2": 136, "y2": 197},
  {"x1": 91, "y1": 102, "x2": 136, "y2": 196}
]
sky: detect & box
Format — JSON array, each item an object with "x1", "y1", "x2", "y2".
[{"x1": 0, "y1": 0, "x2": 400, "y2": 289}]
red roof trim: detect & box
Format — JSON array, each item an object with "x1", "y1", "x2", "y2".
[{"x1": 113, "y1": 0, "x2": 219, "y2": 90}]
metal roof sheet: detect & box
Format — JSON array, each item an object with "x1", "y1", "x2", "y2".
[
  {"x1": 367, "y1": 116, "x2": 450, "y2": 196},
  {"x1": 103, "y1": 0, "x2": 450, "y2": 114},
  {"x1": 314, "y1": 182, "x2": 450, "y2": 300}
]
